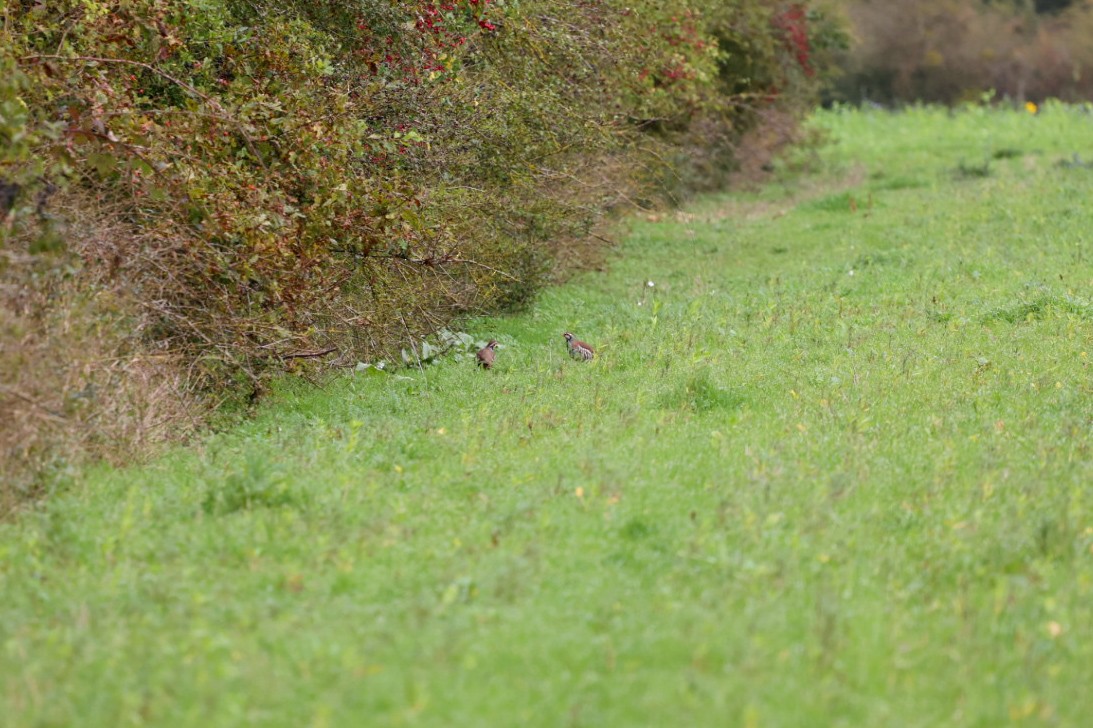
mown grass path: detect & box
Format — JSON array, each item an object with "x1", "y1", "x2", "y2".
[{"x1": 3, "y1": 106, "x2": 1092, "y2": 726}]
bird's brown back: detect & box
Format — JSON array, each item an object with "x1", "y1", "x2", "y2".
[{"x1": 477, "y1": 344, "x2": 496, "y2": 369}]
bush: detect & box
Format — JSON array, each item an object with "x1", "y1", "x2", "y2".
[{"x1": 0, "y1": 0, "x2": 833, "y2": 507}]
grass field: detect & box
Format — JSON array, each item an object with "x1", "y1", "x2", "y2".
[{"x1": 2, "y1": 104, "x2": 1091, "y2": 727}]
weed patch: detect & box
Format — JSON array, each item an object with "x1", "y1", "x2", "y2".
[
  {"x1": 981, "y1": 294, "x2": 1092, "y2": 324},
  {"x1": 800, "y1": 190, "x2": 863, "y2": 212},
  {"x1": 991, "y1": 147, "x2": 1024, "y2": 160},
  {"x1": 868, "y1": 174, "x2": 926, "y2": 191},
  {"x1": 201, "y1": 455, "x2": 301, "y2": 516},
  {"x1": 953, "y1": 158, "x2": 992, "y2": 179},
  {"x1": 662, "y1": 370, "x2": 747, "y2": 413}
]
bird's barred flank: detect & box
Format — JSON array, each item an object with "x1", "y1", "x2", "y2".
[{"x1": 562, "y1": 332, "x2": 595, "y2": 361}]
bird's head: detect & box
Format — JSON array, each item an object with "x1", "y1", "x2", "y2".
[
  {"x1": 486, "y1": 340, "x2": 498, "y2": 349},
  {"x1": 562, "y1": 332, "x2": 573, "y2": 342}
]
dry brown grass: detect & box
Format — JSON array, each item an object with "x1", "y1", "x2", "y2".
[{"x1": 1, "y1": 191, "x2": 205, "y2": 516}]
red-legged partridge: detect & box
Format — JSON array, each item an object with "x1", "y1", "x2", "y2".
[
  {"x1": 476, "y1": 340, "x2": 499, "y2": 369},
  {"x1": 562, "y1": 332, "x2": 595, "y2": 361}
]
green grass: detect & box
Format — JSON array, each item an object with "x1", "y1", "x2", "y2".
[{"x1": 3, "y1": 103, "x2": 1092, "y2": 727}]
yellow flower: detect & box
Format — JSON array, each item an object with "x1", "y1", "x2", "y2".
[{"x1": 1025, "y1": 101, "x2": 1038, "y2": 114}]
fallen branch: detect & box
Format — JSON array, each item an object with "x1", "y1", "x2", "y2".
[{"x1": 279, "y1": 347, "x2": 337, "y2": 360}]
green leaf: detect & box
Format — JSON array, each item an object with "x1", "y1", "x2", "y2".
[{"x1": 88, "y1": 152, "x2": 117, "y2": 176}]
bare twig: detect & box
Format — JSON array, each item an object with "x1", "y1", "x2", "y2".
[
  {"x1": 22, "y1": 54, "x2": 216, "y2": 105},
  {"x1": 0, "y1": 386, "x2": 67, "y2": 421},
  {"x1": 280, "y1": 347, "x2": 337, "y2": 360}
]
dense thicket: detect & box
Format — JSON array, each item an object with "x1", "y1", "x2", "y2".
[
  {"x1": 0, "y1": 1, "x2": 833, "y2": 506},
  {"x1": 828, "y1": 0, "x2": 1093, "y2": 104}
]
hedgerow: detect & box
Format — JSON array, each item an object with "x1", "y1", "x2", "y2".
[{"x1": 0, "y1": 0, "x2": 836, "y2": 506}]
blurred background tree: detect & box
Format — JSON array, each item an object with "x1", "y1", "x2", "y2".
[{"x1": 824, "y1": 0, "x2": 1093, "y2": 104}]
